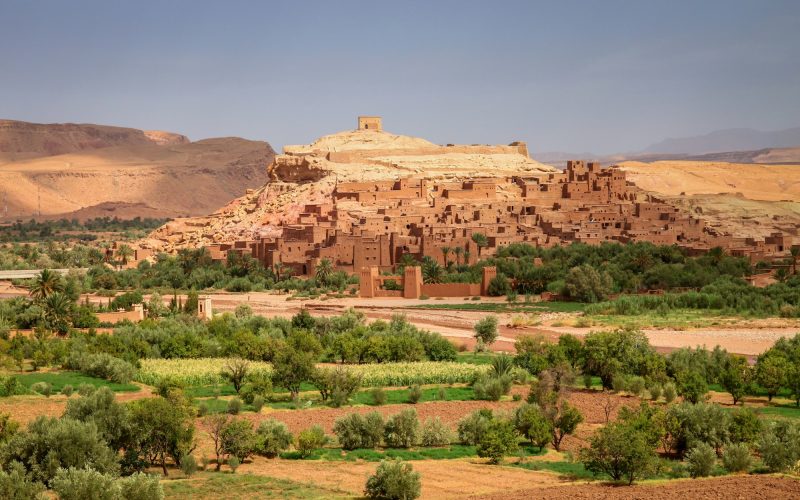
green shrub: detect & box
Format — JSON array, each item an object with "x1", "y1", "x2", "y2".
[
  {"x1": 627, "y1": 376, "x2": 646, "y2": 397},
  {"x1": 198, "y1": 403, "x2": 209, "y2": 417},
  {"x1": 721, "y1": 443, "x2": 752, "y2": 473},
  {"x1": 437, "y1": 387, "x2": 447, "y2": 401},
  {"x1": 364, "y1": 459, "x2": 421, "y2": 500},
  {"x1": 51, "y1": 466, "x2": 117, "y2": 500},
  {"x1": 220, "y1": 419, "x2": 257, "y2": 462},
  {"x1": 315, "y1": 367, "x2": 361, "y2": 407},
  {"x1": 371, "y1": 387, "x2": 387, "y2": 406},
  {"x1": 30, "y1": 382, "x2": 52, "y2": 397},
  {"x1": 473, "y1": 374, "x2": 512, "y2": 401},
  {"x1": 729, "y1": 408, "x2": 762, "y2": 444},
  {"x1": 0, "y1": 376, "x2": 23, "y2": 397},
  {"x1": 227, "y1": 398, "x2": 242, "y2": 415},
  {"x1": 227, "y1": 456, "x2": 240, "y2": 473},
  {"x1": 611, "y1": 374, "x2": 627, "y2": 393},
  {"x1": 648, "y1": 383, "x2": 662, "y2": 401},
  {"x1": 0, "y1": 462, "x2": 45, "y2": 500},
  {"x1": 117, "y1": 472, "x2": 164, "y2": 500},
  {"x1": 477, "y1": 418, "x2": 518, "y2": 464},
  {"x1": 255, "y1": 419, "x2": 293, "y2": 458},
  {"x1": 678, "y1": 371, "x2": 708, "y2": 404},
  {"x1": 252, "y1": 396, "x2": 265, "y2": 413},
  {"x1": 663, "y1": 382, "x2": 677, "y2": 404},
  {"x1": 334, "y1": 412, "x2": 384, "y2": 450},
  {"x1": 384, "y1": 409, "x2": 419, "y2": 448},
  {"x1": 513, "y1": 403, "x2": 551, "y2": 450},
  {"x1": 62, "y1": 384, "x2": 74, "y2": 397},
  {"x1": 67, "y1": 352, "x2": 136, "y2": 384},
  {"x1": 758, "y1": 420, "x2": 800, "y2": 472},
  {"x1": 583, "y1": 373, "x2": 593, "y2": 390},
  {"x1": 420, "y1": 417, "x2": 452, "y2": 447},
  {"x1": 473, "y1": 316, "x2": 499, "y2": 345},
  {"x1": 457, "y1": 409, "x2": 493, "y2": 445},
  {"x1": 297, "y1": 425, "x2": 328, "y2": 458},
  {"x1": 685, "y1": 443, "x2": 716, "y2": 478},
  {"x1": 78, "y1": 383, "x2": 96, "y2": 397},
  {"x1": 63, "y1": 387, "x2": 131, "y2": 451},
  {"x1": 180, "y1": 454, "x2": 198, "y2": 477},
  {"x1": 2, "y1": 417, "x2": 119, "y2": 484},
  {"x1": 407, "y1": 385, "x2": 422, "y2": 404}
]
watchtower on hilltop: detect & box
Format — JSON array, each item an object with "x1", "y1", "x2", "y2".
[{"x1": 358, "y1": 116, "x2": 382, "y2": 131}]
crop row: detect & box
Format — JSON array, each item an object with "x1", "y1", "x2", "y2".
[{"x1": 135, "y1": 358, "x2": 489, "y2": 388}]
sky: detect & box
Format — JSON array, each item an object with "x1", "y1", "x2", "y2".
[{"x1": 2, "y1": 0, "x2": 799, "y2": 154}]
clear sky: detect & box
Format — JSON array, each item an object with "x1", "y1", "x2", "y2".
[{"x1": 2, "y1": 0, "x2": 799, "y2": 154}]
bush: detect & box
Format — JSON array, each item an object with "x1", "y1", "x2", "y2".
[
  {"x1": 407, "y1": 384, "x2": 422, "y2": 404},
  {"x1": 117, "y1": 472, "x2": 164, "y2": 500},
  {"x1": 0, "y1": 376, "x2": 23, "y2": 397},
  {"x1": 63, "y1": 386, "x2": 131, "y2": 451},
  {"x1": 227, "y1": 398, "x2": 243, "y2": 415},
  {"x1": 458, "y1": 409, "x2": 493, "y2": 445},
  {"x1": 678, "y1": 371, "x2": 708, "y2": 404},
  {"x1": 51, "y1": 466, "x2": 117, "y2": 500},
  {"x1": 62, "y1": 384, "x2": 74, "y2": 397},
  {"x1": 473, "y1": 316, "x2": 499, "y2": 346},
  {"x1": 477, "y1": 418, "x2": 518, "y2": 464},
  {"x1": 0, "y1": 462, "x2": 45, "y2": 500},
  {"x1": 663, "y1": 382, "x2": 677, "y2": 404},
  {"x1": 611, "y1": 374, "x2": 627, "y2": 393},
  {"x1": 721, "y1": 443, "x2": 752, "y2": 473},
  {"x1": 384, "y1": 409, "x2": 419, "y2": 448},
  {"x1": 685, "y1": 443, "x2": 716, "y2": 478},
  {"x1": 67, "y1": 352, "x2": 136, "y2": 384},
  {"x1": 729, "y1": 407, "x2": 762, "y2": 444},
  {"x1": 252, "y1": 396, "x2": 265, "y2": 413},
  {"x1": 473, "y1": 374, "x2": 512, "y2": 401},
  {"x1": 78, "y1": 383, "x2": 96, "y2": 397},
  {"x1": 648, "y1": 383, "x2": 662, "y2": 401},
  {"x1": 297, "y1": 425, "x2": 328, "y2": 458},
  {"x1": 1, "y1": 416, "x2": 119, "y2": 484},
  {"x1": 582, "y1": 421, "x2": 657, "y2": 485},
  {"x1": 227, "y1": 456, "x2": 240, "y2": 473},
  {"x1": 30, "y1": 381, "x2": 52, "y2": 397},
  {"x1": 364, "y1": 460, "x2": 421, "y2": 500},
  {"x1": 627, "y1": 376, "x2": 646, "y2": 397},
  {"x1": 180, "y1": 454, "x2": 198, "y2": 477},
  {"x1": 420, "y1": 417, "x2": 452, "y2": 447},
  {"x1": 315, "y1": 367, "x2": 361, "y2": 407},
  {"x1": 371, "y1": 388, "x2": 387, "y2": 406},
  {"x1": 220, "y1": 419, "x2": 257, "y2": 462},
  {"x1": 334, "y1": 412, "x2": 384, "y2": 450},
  {"x1": 255, "y1": 419, "x2": 293, "y2": 458},
  {"x1": 758, "y1": 420, "x2": 800, "y2": 472},
  {"x1": 513, "y1": 403, "x2": 551, "y2": 450}
]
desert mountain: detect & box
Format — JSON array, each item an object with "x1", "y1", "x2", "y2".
[
  {"x1": 0, "y1": 120, "x2": 275, "y2": 220},
  {"x1": 643, "y1": 126, "x2": 800, "y2": 155}
]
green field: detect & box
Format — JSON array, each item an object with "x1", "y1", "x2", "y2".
[
  {"x1": 162, "y1": 472, "x2": 350, "y2": 499},
  {"x1": 14, "y1": 371, "x2": 140, "y2": 393},
  {"x1": 280, "y1": 444, "x2": 546, "y2": 462}
]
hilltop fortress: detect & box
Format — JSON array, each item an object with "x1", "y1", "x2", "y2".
[{"x1": 143, "y1": 117, "x2": 793, "y2": 286}]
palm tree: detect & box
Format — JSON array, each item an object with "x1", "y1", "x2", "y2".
[
  {"x1": 273, "y1": 262, "x2": 288, "y2": 282},
  {"x1": 29, "y1": 269, "x2": 63, "y2": 301},
  {"x1": 397, "y1": 254, "x2": 418, "y2": 272},
  {"x1": 422, "y1": 259, "x2": 444, "y2": 284},
  {"x1": 463, "y1": 250, "x2": 471, "y2": 266},
  {"x1": 471, "y1": 233, "x2": 488, "y2": 257},
  {"x1": 315, "y1": 258, "x2": 334, "y2": 286},
  {"x1": 117, "y1": 244, "x2": 134, "y2": 268},
  {"x1": 790, "y1": 246, "x2": 800, "y2": 275},
  {"x1": 440, "y1": 247, "x2": 451, "y2": 268},
  {"x1": 453, "y1": 247, "x2": 464, "y2": 266},
  {"x1": 43, "y1": 291, "x2": 73, "y2": 335}
]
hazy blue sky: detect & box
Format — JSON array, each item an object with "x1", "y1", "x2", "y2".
[{"x1": 2, "y1": 1, "x2": 799, "y2": 153}]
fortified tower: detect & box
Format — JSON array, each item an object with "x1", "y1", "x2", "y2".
[{"x1": 358, "y1": 116, "x2": 382, "y2": 131}]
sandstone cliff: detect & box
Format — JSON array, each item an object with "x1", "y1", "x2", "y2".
[{"x1": 0, "y1": 120, "x2": 275, "y2": 220}]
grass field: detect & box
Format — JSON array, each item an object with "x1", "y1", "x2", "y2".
[
  {"x1": 162, "y1": 472, "x2": 350, "y2": 499},
  {"x1": 14, "y1": 371, "x2": 141, "y2": 393},
  {"x1": 280, "y1": 444, "x2": 546, "y2": 461}
]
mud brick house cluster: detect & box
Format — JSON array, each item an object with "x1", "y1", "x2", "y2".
[{"x1": 197, "y1": 117, "x2": 792, "y2": 299}]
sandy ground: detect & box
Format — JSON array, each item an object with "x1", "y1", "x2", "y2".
[{"x1": 204, "y1": 292, "x2": 799, "y2": 357}]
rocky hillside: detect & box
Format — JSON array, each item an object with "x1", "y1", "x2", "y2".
[
  {"x1": 0, "y1": 120, "x2": 275, "y2": 220},
  {"x1": 144, "y1": 124, "x2": 554, "y2": 250}
]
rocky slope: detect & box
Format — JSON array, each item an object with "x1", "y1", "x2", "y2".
[
  {"x1": 0, "y1": 120, "x2": 275, "y2": 220},
  {"x1": 144, "y1": 125, "x2": 555, "y2": 250}
]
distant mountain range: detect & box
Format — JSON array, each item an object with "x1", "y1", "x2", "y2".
[{"x1": 535, "y1": 126, "x2": 800, "y2": 167}]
